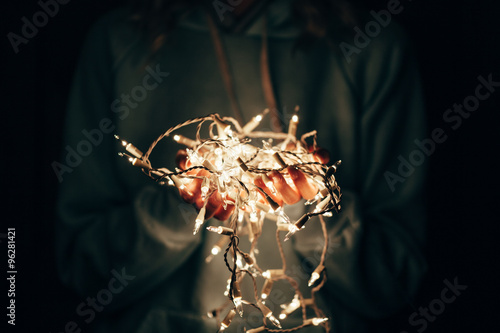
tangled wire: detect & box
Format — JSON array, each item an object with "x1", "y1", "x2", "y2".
[{"x1": 116, "y1": 111, "x2": 342, "y2": 332}]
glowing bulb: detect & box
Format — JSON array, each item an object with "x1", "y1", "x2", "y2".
[
  {"x1": 308, "y1": 264, "x2": 325, "y2": 287},
  {"x1": 219, "y1": 309, "x2": 236, "y2": 331},
  {"x1": 115, "y1": 135, "x2": 143, "y2": 158},
  {"x1": 262, "y1": 269, "x2": 284, "y2": 280},
  {"x1": 284, "y1": 224, "x2": 299, "y2": 242},
  {"x1": 193, "y1": 207, "x2": 206, "y2": 235},
  {"x1": 276, "y1": 209, "x2": 291, "y2": 224},
  {"x1": 211, "y1": 245, "x2": 221, "y2": 256},
  {"x1": 305, "y1": 193, "x2": 322, "y2": 206},
  {"x1": 236, "y1": 257, "x2": 244, "y2": 269},
  {"x1": 201, "y1": 186, "x2": 209, "y2": 199},
  {"x1": 268, "y1": 314, "x2": 282, "y2": 328},
  {"x1": 224, "y1": 126, "x2": 233, "y2": 137},
  {"x1": 172, "y1": 134, "x2": 197, "y2": 148},
  {"x1": 247, "y1": 327, "x2": 266, "y2": 333},
  {"x1": 233, "y1": 281, "x2": 243, "y2": 316},
  {"x1": 284, "y1": 215, "x2": 310, "y2": 241},
  {"x1": 313, "y1": 195, "x2": 331, "y2": 213},
  {"x1": 288, "y1": 114, "x2": 299, "y2": 137},
  {"x1": 305, "y1": 317, "x2": 329, "y2": 326},
  {"x1": 186, "y1": 149, "x2": 203, "y2": 165},
  {"x1": 233, "y1": 296, "x2": 243, "y2": 317},
  {"x1": 257, "y1": 301, "x2": 281, "y2": 328},
  {"x1": 206, "y1": 226, "x2": 234, "y2": 236},
  {"x1": 279, "y1": 294, "x2": 301, "y2": 319},
  {"x1": 313, "y1": 317, "x2": 329, "y2": 326},
  {"x1": 250, "y1": 211, "x2": 258, "y2": 222},
  {"x1": 242, "y1": 113, "x2": 264, "y2": 133},
  {"x1": 261, "y1": 279, "x2": 273, "y2": 300},
  {"x1": 308, "y1": 272, "x2": 320, "y2": 287}
]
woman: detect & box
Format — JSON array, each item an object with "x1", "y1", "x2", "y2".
[{"x1": 56, "y1": 0, "x2": 427, "y2": 332}]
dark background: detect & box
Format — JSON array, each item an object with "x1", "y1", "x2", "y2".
[{"x1": 2, "y1": 0, "x2": 499, "y2": 332}]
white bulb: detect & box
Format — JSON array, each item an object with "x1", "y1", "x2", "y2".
[
  {"x1": 308, "y1": 272, "x2": 320, "y2": 287},
  {"x1": 211, "y1": 246, "x2": 220, "y2": 256},
  {"x1": 312, "y1": 318, "x2": 329, "y2": 326},
  {"x1": 267, "y1": 314, "x2": 281, "y2": 328},
  {"x1": 233, "y1": 297, "x2": 243, "y2": 316},
  {"x1": 284, "y1": 225, "x2": 299, "y2": 242}
]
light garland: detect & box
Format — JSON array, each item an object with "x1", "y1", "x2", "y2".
[{"x1": 116, "y1": 110, "x2": 342, "y2": 332}]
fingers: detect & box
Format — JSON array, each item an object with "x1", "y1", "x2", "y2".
[
  {"x1": 313, "y1": 147, "x2": 330, "y2": 164},
  {"x1": 287, "y1": 167, "x2": 318, "y2": 200},
  {"x1": 180, "y1": 169, "x2": 209, "y2": 204},
  {"x1": 254, "y1": 176, "x2": 284, "y2": 207},
  {"x1": 175, "y1": 149, "x2": 189, "y2": 170},
  {"x1": 268, "y1": 170, "x2": 301, "y2": 205}
]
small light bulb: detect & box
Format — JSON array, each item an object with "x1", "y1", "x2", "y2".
[
  {"x1": 193, "y1": 207, "x2": 206, "y2": 235},
  {"x1": 201, "y1": 186, "x2": 209, "y2": 199},
  {"x1": 313, "y1": 195, "x2": 331, "y2": 213},
  {"x1": 262, "y1": 269, "x2": 284, "y2": 280},
  {"x1": 268, "y1": 315, "x2": 282, "y2": 328},
  {"x1": 115, "y1": 135, "x2": 143, "y2": 158},
  {"x1": 277, "y1": 210, "x2": 291, "y2": 224},
  {"x1": 284, "y1": 224, "x2": 299, "y2": 242},
  {"x1": 284, "y1": 215, "x2": 310, "y2": 242},
  {"x1": 308, "y1": 264, "x2": 325, "y2": 287},
  {"x1": 260, "y1": 279, "x2": 273, "y2": 300},
  {"x1": 288, "y1": 114, "x2": 299, "y2": 138},
  {"x1": 219, "y1": 309, "x2": 236, "y2": 331},
  {"x1": 312, "y1": 317, "x2": 329, "y2": 326},
  {"x1": 206, "y1": 226, "x2": 234, "y2": 236},
  {"x1": 279, "y1": 294, "x2": 301, "y2": 318},
  {"x1": 233, "y1": 281, "x2": 243, "y2": 316},
  {"x1": 250, "y1": 211, "x2": 258, "y2": 222},
  {"x1": 308, "y1": 272, "x2": 320, "y2": 287},
  {"x1": 211, "y1": 245, "x2": 220, "y2": 256},
  {"x1": 233, "y1": 296, "x2": 243, "y2": 317},
  {"x1": 305, "y1": 317, "x2": 329, "y2": 326},
  {"x1": 257, "y1": 301, "x2": 281, "y2": 328}
]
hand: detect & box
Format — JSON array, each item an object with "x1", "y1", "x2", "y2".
[{"x1": 174, "y1": 145, "x2": 330, "y2": 221}]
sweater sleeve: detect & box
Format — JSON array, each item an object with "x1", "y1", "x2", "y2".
[
  {"x1": 55, "y1": 15, "x2": 202, "y2": 311},
  {"x1": 293, "y1": 26, "x2": 427, "y2": 318}
]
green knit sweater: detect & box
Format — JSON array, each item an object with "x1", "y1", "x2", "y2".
[{"x1": 56, "y1": 3, "x2": 426, "y2": 332}]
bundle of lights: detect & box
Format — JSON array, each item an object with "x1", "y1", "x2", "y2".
[{"x1": 116, "y1": 110, "x2": 342, "y2": 332}]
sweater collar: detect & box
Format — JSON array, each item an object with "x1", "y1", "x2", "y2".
[{"x1": 179, "y1": 0, "x2": 299, "y2": 38}]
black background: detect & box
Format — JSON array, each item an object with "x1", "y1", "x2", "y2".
[{"x1": 1, "y1": 0, "x2": 499, "y2": 332}]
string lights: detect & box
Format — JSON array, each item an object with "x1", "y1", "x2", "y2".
[{"x1": 116, "y1": 110, "x2": 342, "y2": 332}]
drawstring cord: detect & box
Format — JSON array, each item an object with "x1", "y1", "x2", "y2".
[{"x1": 206, "y1": 12, "x2": 284, "y2": 133}]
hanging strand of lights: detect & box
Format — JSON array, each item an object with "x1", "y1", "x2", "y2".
[{"x1": 116, "y1": 109, "x2": 342, "y2": 332}]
